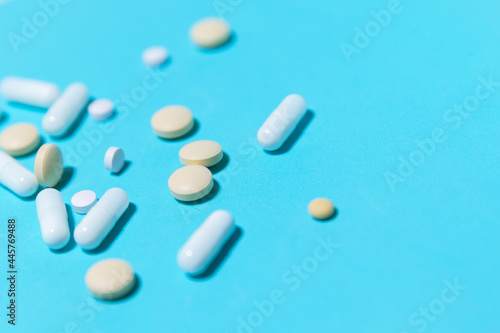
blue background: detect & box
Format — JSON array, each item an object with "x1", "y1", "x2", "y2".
[{"x1": 1, "y1": 0, "x2": 499, "y2": 332}]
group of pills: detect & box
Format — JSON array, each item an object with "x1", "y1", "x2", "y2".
[{"x1": 0, "y1": 16, "x2": 335, "y2": 301}]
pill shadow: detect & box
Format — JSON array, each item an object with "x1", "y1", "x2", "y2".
[
  {"x1": 158, "y1": 119, "x2": 200, "y2": 142},
  {"x1": 198, "y1": 33, "x2": 237, "y2": 53},
  {"x1": 83, "y1": 203, "x2": 137, "y2": 254},
  {"x1": 18, "y1": 185, "x2": 41, "y2": 202},
  {"x1": 99, "y1": 274, "x2": 142, "y2": 303},
  {"x1": 6, "y1": 101, "x2": 48, "y2": 113},
  {"x1": 208, "y1": 152, "x2": 229, "y2": 174},
  {"x1": 55, "y1": 167, "x2": 75, "y2": 191},
  {"x1": 266, "y1": 109, "x2": 315, "y2": 155},
  {"x1": 175, "y1": 180, "x2": 219, "y2": 206},
  {"x1": 189, "y1": 226, "x2": 243, "y2": 281},
  {"x1": 111, "y1": 161, "x2": 131, "y2": 176},
  {"x1": 51, "y1": 204, "x2": 77, "y2": 253},
  {"x1": 313, "y1": 207, "x2": 339, "y2": 223},
  {"x1": 0, "y1": 111, "x2": 8, "y2": 124},
  {"x1": 53, "y1": 100, "x2": 91, "y2": 140}
]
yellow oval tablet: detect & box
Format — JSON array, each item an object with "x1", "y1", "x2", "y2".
[
  {"x1": 308, "y1": 198, "x2": 335, "y2": 220},
  {"x1": 34, "y1": 143, "x2": 63, "y2": 187},
  {"x1": 179, "y1": 140, "x2": 223, "y2": 167},
  {"x1": 168, "y1": 165, "x2": 213, "y2": 201},
  {"x1": 0, "y1": 123, "x2": 40, "y2": 156},
  {"x1": 85, "y1": 258, "x2": 136, "y2": 301},
  {"x1": 151, "y1": 105, "x2": 194, "y2": 139},
  {"x1": 190, "y1": 18, "x2": 231, "y2": 49}
]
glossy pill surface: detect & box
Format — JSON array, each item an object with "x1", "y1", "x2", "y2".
[
  {"x1": 88, "y1": 99, "x2": 114, "y2": 121},
  {"x1": 71, "y1": 190, "x2": 97, "y2": 214},
  {"x1": 36, "y1": 188, "x2": 69, "y2": 249},
  {"x1": 257, "y1": 94, "x2": 307, "y2": 151},
  {"x1": 85, "y1": 258, "x2": 136, "y2": 300},
  {"x1": 0, "y1": 76, "x2": 60, "y2": 108},
  {"x1": 151, "y1": 105, "x2": 194, "y2": 139},
  {"x1": 74, "y1": 188, "x2": 129, "y2": 250},
  {"x1": 34, "y1": 143, "x2": 63, "y2": 187},
  {"x1": 0, "y1": 151, "x2": 38, "y2": 197},
  {"x1": 179, "y1": 140, "x2": 223, "y2": 167},
  {"x1": 104, "y1": 147, "x2": 125, "y2": 173},
  {"x1": 168, "y1": 165, "x2": 213, "y2": 201},
  {"x1": 42, "y1": 82, "x2": 89, "y2": 137},
  {"x1": 0, "y1": 123, "x2": 40, "y2": 156},
  {"x1": 177, "y1": 210, "x2": 235, "y2": 275}
]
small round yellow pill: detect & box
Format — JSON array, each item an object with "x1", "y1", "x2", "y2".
[{"x1": 308, "y1": 198, "x2": 335, "y2": 220}]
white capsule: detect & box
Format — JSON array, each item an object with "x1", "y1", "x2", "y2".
[
  {"x1": 177, "y1": 210, "x2": 235, "y2": 275},
  {"x1": 0, "y1": 76, "x2": 60, "y2": 108},
  {"x1": 74, "y1": 188, "x2": 129, "y2": 250},
  {"x1": 257, "y1": 94, "x2": 307, "y2": 151},
  {"x1": 0, "y1": 151, "x2": 38, "y2": 197},
  {"x1": 36, "y1": 188, "x2": 69, "y2": 249},
  {"x1": 42, "y1": 83, "x2": 89, "y2": 137}
]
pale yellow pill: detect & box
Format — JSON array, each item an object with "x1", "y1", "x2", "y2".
[
  {"x1": 34, "y1": 143, "x2": 63, "y2": 187},
  {"x1": 308, "y1": 198, "x2": 335, "y2": 220},
  {"x1": 179, "y1": 140, "x2": 223, "y2": 167},
  {"x1": 85, "y1": 258, "x2": 136, "y2": 301},
  {"x1": 190, "y1": 18, "x2": 231, "y2": 49},
  {"x1": 151, "y1": 105, "x2": 194, "y2": 139},
  {"x1": 0, "y1": 123, "x2": 40, "y2": 156},
  {"x1": 168, "y1": 165, "x2": 213, "y2": 201}
]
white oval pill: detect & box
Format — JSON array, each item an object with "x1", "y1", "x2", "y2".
[
  {"x1": 151, "y1": 105, "x2": 194, "y2": 139},
  {"x1": 36, "y1": 188, "x2": 69, "y2": 249},
  {"x1": 88, "y1": 99, "x2": 114, "y2": 121},
  {"x1": 42, "y1": 82, "x2": 89, "y2": 137},
  {"x1": 34, "y1": 143, "x2": 63, "y2": 187},
  {"x1": 190, "y1": 18, "x2": 231, "y2": 49},
  {"x1": 74, "y1": 188, "x2": 129, "y2": 250},
  {"x1": 142, "y1": 46, "x2": 168, "y2": 67},
  {"x1": 0, "y1": 151, "x2": 38, "y2": 197},
  {"x1": 71, "y1": 190, "x2": 97, "y2": 214},
  {"x1": 0, "y1": 123, "x2": 40, "y2": 156},
  {"x1": 0, "y1": 76, "x2": 60, "y2": 108},
  {"x1": 177, "y1": 210, "x2": 235, "y2": 275},
  {"x1": 179, "y1": 140, "x2": 223, "y2": 167},
  {"x1": 85, "y1": 258, "x2": 136, "y2": 300},
  {"x1": 257, "y1": 94, "x2": 308, "y2": 151},
  {"x1": 168, "y1": 165, "x2": 213, "y2": 201},
  {"x1": 104, "y1": 147, "x2": 125, "y2": 173}
]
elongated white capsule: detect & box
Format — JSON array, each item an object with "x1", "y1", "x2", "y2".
[
  {"x1": 74, "y1": 188, "x2": 129, "y2": 250},
  {"x1": 42, "y1": 83, "x2": 89, "y2": 137},
  {"x1": 177, "y1": 210, "x2": 235, "y2": 275},
  {"x1": 0, "y1": 76, "x2": 60, "y2": 108},
  {"x1": 36, "y1": 188, "x2": 69, "y2": 249},
  {"x1": 257, "y1": 94, "x2": 307, "y2": 151},
  {"x1": 0, "y1": 151, "x2": 38, "y2": 197}
]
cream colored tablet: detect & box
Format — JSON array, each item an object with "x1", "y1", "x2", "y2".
[
  {"x1": 179, "y1": 140, "x2": 223, "y2": 167},
  {"x1": 190, "y1": 18, "x2": 231, "y2": 48},
  {"x1": 85, "y1": 258, "x2": 136, "y2": 300},
  {"x1": 168, "y1": 165, "x2": 213, "y2": 201},
  {"x1": 151, "y1": 105, "x2": 194, "y2": 139},
  {"x1": 34, "y1": 144, "x2": 63, "y2": 187},
  {"x1": 308, "y1": 198, "x2": 335, "y2": 220},
  {"x1": 0, "y1": 123, "x2": 40, "y2": 156}
]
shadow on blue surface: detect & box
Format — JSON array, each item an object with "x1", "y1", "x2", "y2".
[
  {"x1": 175, "y1": 179, "x2": 220, "y2": 205},
  {"x1": 209, "y1": 152, "x2": 229, "y2": 174},
  {"x1": 188, "y1": 226, "x2": 243, "y2": 281},
  {"x1": 6, "y1": 101, "x2": 48, "y2": 113},
  {"x1": 198, "y1": 32, "x2": 237, "y2": 54},
  {"x1": 83, "y1": 203, "x2": 137, "y2": 254},
  {"x1": 266, "y1": 109, "x2": 315, "y2": 155},
  {"x1": 51, "y1": 204, "x2": 77, "y2": 253},
  {"x1": 98, "y1": 274, "x2": 142, "y2": 304},
  {"x1": 111, "y1": 160, "x2": 132, "y2": 176},
  {"x1": 158, "y1": 119, "x2": 200, "y2": 142},
  {"x1": 0, "y1": 111, "x2": 8, "y2": 124},
  {"x1": 55, "y1": 166, "x2": 75, "y2": 191},
  {"x1": 314, "y1": 207, "x2": 339, "y2": 223}
]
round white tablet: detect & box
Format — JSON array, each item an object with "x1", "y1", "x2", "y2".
[
  {"x1": 179, "y1": 140, "x2": 223, "y2": 167},
  {"x1": 85, "y1": 258, "x2": 136, "y2": 300},
  {"x1": 71, "y1": 190, "x2": 97, "y2": 214},
  {"x1": 190, "y1": 18, "x2": 231, "y2": 49},
  {"x1": 142, "y1": 46, "x2": 169, "y2": 67},
  {"x1": 151, "y1": 105, "x2": 194, "y2": 139},
  {"x1": 168, "y1": 165, "x2": 213, "y2": 201},
  {"x1": 88, "y1": 99, "x2": 114, "y2": 121},
  {"x1": 104, "y1": 147, "x2": 125, "y2": 173}
]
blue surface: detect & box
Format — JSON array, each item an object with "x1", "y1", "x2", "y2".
[{"x1": 1, "y1": 0, "x2": 499, "y2": 332}]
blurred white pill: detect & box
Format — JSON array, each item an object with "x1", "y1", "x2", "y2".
[
  {"x1": 71, "y1": 190, "x2": 97, "y2": 214},
  {"x1": 0, "y1": 76, "x2": 60, "y2": 108},
  {"x1": 142, "y1": 46, "x2": 168, "y2": 67},
  {"x1": 88, "y1": 99, "x2": 114, "y2": 121},
  {"x1": 104, "y1": 147, "x2": 125, "y2": 173}
]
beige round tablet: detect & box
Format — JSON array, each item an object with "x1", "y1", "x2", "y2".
[
  {"x1": 190, "y1": 18, "x2": 231, "y2": 49},
  {"x1": 34, "y1": 143, "x2": 63, "y2": 187},
  {"x1": 85, "y1": 259, "x2": 136, "y2": 301},
  {"x1": 0, "y1": 123, "x2": 40, "y2": 156},
  {"x1": 308, "y1": 198, "x2": 335, "y2": 220},
  {"x1": 151, "y1": 105, "x2": 194, "y2": 139},
  {"x1": 168, "y1": 165, "x2": 213, "y2": 201},
  {"x1": 179, "y1": 140, "x2": 223, "y2": 167}
]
